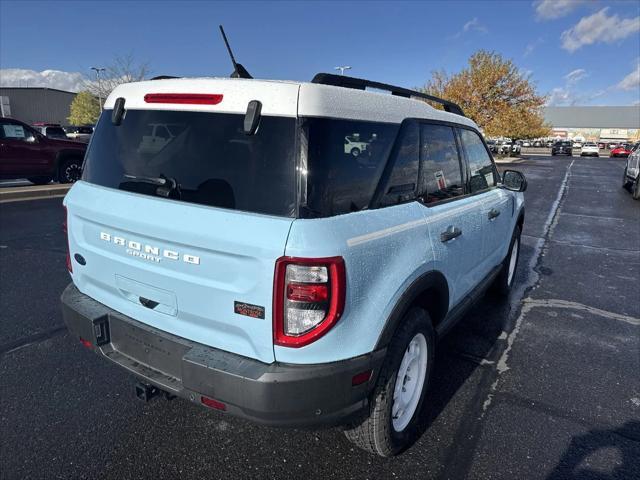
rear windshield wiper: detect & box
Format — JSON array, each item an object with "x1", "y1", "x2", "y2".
[{"x1": 123, "y1": 173, "x2": 181, "y2": 198}]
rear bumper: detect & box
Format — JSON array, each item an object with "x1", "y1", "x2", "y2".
[{"x1": 61, "y1": 283, "x2": 385, "y2": 427}]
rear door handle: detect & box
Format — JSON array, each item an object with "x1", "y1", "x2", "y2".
[
  {"x1": 488, "y1": 208, "x2": 501, "y2": 220},
  {"x1": 440, "y1": 226, "x2": 462, "y2": 243}
]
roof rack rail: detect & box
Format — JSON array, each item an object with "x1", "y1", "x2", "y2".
[{"x1": 311, "y1": 73, "x2": 465, "y2": 117}]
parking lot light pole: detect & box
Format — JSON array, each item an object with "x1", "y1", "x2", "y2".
[
  {"x1": 334, "y1": 66, "x2": 352, "y2": 76},
  {"x1": 91, "y1": 67, "x2": 106, "y2": 112}
]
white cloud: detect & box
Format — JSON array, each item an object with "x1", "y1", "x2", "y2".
[
  {"x1": 463, "y1": 17, "x2": 488, "y2": 34},
  {"x1": 547, "y1": 69, "x2": 599, "y2": 106},
  {"x1": 449, "y1": 17, "x2": 488, "y2": 39},
  {"x1": 564, "y1": 68, "x2": 588, "y2": 84},
  {"x1": 0, "y1": 69, "x2": 88, "y2": 92},
  {"x1": 523, "y1": 37, "x2": 544, "y2": 57},
  {"x1": 561, "y1": 8, "x2": 640, "y2": 52},
  {"x1": 616, "y1": 64, "x2": 640, "y2": 91},
  {"x1": 534, "y1": 0, "x2": 587, "y2": 20}
]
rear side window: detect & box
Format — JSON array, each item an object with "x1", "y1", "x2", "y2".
[
  {"x1": 377, "y1": 121, "x2": 420, "y2": 207},
  {"x1": 419, "y1": 124, "x2": 465, "y2": 204},
  {"x1": 304, "y1": 118, "x2": 399, "y2": 217},
  {"x1": 459, "y1": 128, "x2": 497, "y2": 193},
  {"x1": 82, "y1": 110, "x2": 298, "y2": 217}
]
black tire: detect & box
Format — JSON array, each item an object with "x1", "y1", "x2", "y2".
[
  {"x1": 58, "y1": 157, "x2": 82, "y2": 183},
  {"x1": 27, "y1": 176, "x2": 51, "y2": 185},
  {"x1": 623, "y1": 168, "x2": 632, "y2": 191},
  {"x1": 343, "y1": 308, "x2": 435, "y2": 457},
  {"x1": 633, "y1": 178, "x2": 640, "y2": 201},
  {"x1": 492, "y1": 225, "x2": 521, "y2": 296},
  {"x1": 350, "y1": 147, "x2": 361, "y2": 158}
]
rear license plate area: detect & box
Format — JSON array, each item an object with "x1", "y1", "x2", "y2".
[{"x1": 109, "y1": 314, "x2": 189, "y2": 380}]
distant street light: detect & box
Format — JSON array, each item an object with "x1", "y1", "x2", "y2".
[
  {"x1": 91, "y1": 67, "x2": 106, "y2": 112},
  {"x1": 334, "y1": 66, "x2": 352, "y2": 76}
]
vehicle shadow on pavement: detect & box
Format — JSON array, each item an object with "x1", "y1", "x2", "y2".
[{"x1": 546, "y1": 421, "x2": 640, "y2": 480}]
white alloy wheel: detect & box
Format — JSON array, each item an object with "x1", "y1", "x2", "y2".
[
  {"x1": 507, "y1": 237, "x2": 519, "y2": 286},
  {"x1": 391, "y1": 333, "x2": 428, "y2": 432}
]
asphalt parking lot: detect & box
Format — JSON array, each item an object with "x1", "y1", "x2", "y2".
[{"x1": 1, "y1": 155, "x2": 638, "y2": 480}]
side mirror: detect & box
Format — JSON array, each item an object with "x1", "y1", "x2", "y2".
[
  {"x1": 502, "y1": 170, "x2": 527, "y2": 192},
  {"x1": 243, "y1": 100, "x2": 262, "y2": 135},
  {"x1": 25, "y1": 134, "x2": 37, "y2": 143}
]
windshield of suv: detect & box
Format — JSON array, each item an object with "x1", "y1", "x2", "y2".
[{"x1": 82, "y1": 110, "x2": 298, "y2": 216}]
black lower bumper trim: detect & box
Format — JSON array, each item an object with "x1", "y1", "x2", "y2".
[{"x1": 61, "y1": 283, "x2": 386, "y2": 427}]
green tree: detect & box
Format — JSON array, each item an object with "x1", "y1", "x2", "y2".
[
  {"x1": 68, "y1": 91, "x2": 100, "y2": 125},
  {"x1": 422, "y1": 51, "x2": 551, "y2": 139}
]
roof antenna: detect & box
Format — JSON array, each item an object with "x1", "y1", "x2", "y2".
[{"x1": 219, "y1": 25, "x2": 252, "y2": 79}]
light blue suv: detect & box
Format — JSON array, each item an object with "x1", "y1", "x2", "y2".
[{"x1": 61, "y1": 73, "x2": 526, "y2": 456}]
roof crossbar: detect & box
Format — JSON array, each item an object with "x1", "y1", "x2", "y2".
[{"x1": 311, "y1": 73, "x2": 465, "y2": 117}]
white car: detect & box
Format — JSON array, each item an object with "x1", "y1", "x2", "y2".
[
  {"x1": 522, "y1": 141, "x2": 531, "y2": 147},
  {"x1": 344, "y1": 135, "x2": 370, "y2": 157},
  {"x1": 580, "y1": 143, "x2": 599, "y2": 157},
  {"x1": 572, "y1": 141, "x2": 583, "y2": 149}
]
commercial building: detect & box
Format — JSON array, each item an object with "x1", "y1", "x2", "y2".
[
  {"x1": 0, "y1": 87, "x2": 77, "y2": 125},
  {"x1": 543, "y1": 106, "x2": 640, "y2": 143}
]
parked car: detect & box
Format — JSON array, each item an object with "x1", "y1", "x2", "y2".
[
  {"x1": 60, "y1": 73, "x2": 526, "y2": 457},
  {"x1": 32, "y1": 123, "x2": 69, "y2": 140},
  {"x1": 608, "y1": 143, "x2": 619, "y2": 150},
  {"x1": 64, "y1": 125, "x2": 94, "y2": 143},
  {"x1": 611, "y1": 144, "x2": 632, "y2": 158},
  {"x1": 622, "y1": 143, "x2": 640, "y2": 199},
  {"x1": 572, "y1": 141, "x2": 583, "y2": 149},
  {"x1": 546, "y1": 140, "x2": 554, "y2": 148},
  {"x1": 597, "y1": 142, "x2": 606, "y2": 149},
  {"x1": 0, "y1": 117, "x2": 86, "y2": 184},
  {"x1": 486, "y1": 139, "x2": 498, "y2": 153},
  {"x1": 343, "y1": 134, "x2": 371, "y2": 157},
  {"x1": 580, "y1": 142, "x2": 599, "y2": 157},
  {"x1": 500, "y1": 141, "x2": 521, "y2": 155},
  {"x1": 522, "y1": 141, "x2": 531, "y2": 147},
  {"x1": 551, "y1": 141, "x2": 572, "y2": 156}
]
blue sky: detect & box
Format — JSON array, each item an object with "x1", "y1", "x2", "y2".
[{"x1": 1, "y1": 0, "x2": 639, "y2": 105}]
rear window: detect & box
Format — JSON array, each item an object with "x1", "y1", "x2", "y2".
[
  {"x1": 46, "y1": 127, "x2": 67, "y2": 136},
  {"x1": 303, "y1": 118, "x2": 399, "y2": 217},
  {"x1": 82, "y1": 110, "x2": 298, "y2": 217}
]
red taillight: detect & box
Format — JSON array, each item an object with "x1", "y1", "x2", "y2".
[
  {"x1": 79, "y1": 337, "x2": 92, "y2": 349},
  {"x1": 287, "y1": 283, "x2": 329, "y2": 302},
  {"x1": 200, "y1": 396, "x2": 226, "y2": 411},
  {"x1": 143, "y1": 93, "x2": 223, "y2": 105},
  {"x1": 273, "y1": 256, "x2": 346, "y2": 348},
  {"x1": 63, "y1": 206, "x2": 72, "y2": 273}
]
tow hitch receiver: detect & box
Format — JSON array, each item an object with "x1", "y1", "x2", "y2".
[
  {"x1": 135, "y1": 382, "x2": 161, "y2": 402},
  {"x1": 134, "y1": 382, "x2": 176, "y2": 402}
]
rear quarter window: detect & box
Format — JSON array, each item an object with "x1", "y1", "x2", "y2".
[{"x1": 303, "y1": 118, "x2": 399, "y2": 217}]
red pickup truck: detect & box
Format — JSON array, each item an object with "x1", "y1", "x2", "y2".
[{"x1": 0, "y1": 117, "x2": 86, "y2": 184}]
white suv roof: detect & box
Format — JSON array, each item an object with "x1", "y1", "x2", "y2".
[{"x1": 104, "y1": 77, "x2": 478, "y2": 128}]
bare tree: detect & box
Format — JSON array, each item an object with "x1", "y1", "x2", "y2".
[{"x1": 84, "y1": 53, "x2": 151, "y2": 104}]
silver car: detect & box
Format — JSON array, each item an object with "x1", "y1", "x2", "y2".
[{"x1": 623, "y1": 142, "x2": 640, "y2": 200}]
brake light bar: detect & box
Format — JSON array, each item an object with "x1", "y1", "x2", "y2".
[
  {"x1": 143, "y1": 93, "x2": 223, "y2": 105},
  {"x1": 273, "y1": 256, "x2": 346, "y2": 348}
]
